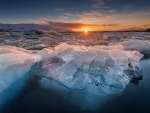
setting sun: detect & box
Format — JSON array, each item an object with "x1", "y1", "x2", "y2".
[{"x1": 83, "y1": 28, "x2": 90, "y2": 32}]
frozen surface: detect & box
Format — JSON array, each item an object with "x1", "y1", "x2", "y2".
[{"x1": 32, "y1": 43, "x2": 143, "y2": 95}]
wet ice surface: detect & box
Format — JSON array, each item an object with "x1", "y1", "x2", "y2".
[{"x1": 0, "y1": 31, "x2": 150, "y2": 113}]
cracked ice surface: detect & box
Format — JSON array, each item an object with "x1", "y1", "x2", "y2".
[{"x1": 32, "y1": 43, "x2": 143, "y2": 95}]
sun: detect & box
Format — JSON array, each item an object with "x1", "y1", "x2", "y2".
[{"x1": 83, "y1": 28, "x2": 89, "y2": 32}]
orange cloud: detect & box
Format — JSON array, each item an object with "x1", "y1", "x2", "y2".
[
  {"x1": 47, "y1": 22, "x2": 117, "y2": 31},
  {"x1": 29, "y1": 9, "x2": 150, "y2": 31}
]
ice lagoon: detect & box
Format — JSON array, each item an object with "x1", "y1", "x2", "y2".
[{"x1": 0, "y1": 31, "x2": 150, "y2": 113}]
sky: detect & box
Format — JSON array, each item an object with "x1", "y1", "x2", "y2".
[{"x1": 0, "y1": 0, "x2": 150, "y2": 31}]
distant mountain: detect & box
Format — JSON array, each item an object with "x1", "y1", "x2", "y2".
[
  {"x1": 144, "y1": 28, "x2": 150, "y2": 32},
  {"x1": 0, "y1": 23, "x2": 71, "y2": 32},
  {"x1": 116, "y1": 28, "x2": 150, "y2": 32}
]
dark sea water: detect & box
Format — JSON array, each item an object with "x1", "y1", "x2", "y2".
[{"x1": 3, "y1": 59, "x2": 150, "y2": 113}]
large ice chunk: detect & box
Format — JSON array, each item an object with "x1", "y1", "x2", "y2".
[
  {"x1": 32, "y1": 43, "x2": 143, "y2": 95},
  {"x1": 0, "y1": 46, "x2": 40, "y2": 93},
  {"x1": 0, "y1": 46, "x2": 32, "y2": 54},
  {"x1": 0, "y1": 46, "x2": 41, "y2": 111},
  {"x1": 118, "y1": 40, "x2": 150, "y2": 52}
]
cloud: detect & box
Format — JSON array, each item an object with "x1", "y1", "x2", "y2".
[
  {"x1": 55, "y1": 8, "x2": 65, "y2": 12},
  {"x1": 118, "y1": 20, "x2": 150, "y2": 31},
  {"x1": 63, "y1": 13, "x2": 74, "y2": 16},
  {"x1": 108, "y1": 10, "x2": 116, "y2": 13},
  {"x1": 47, "y1": 21, "x2": 118, "y2": 31},
  {"x1": 48, "y1": 10, "x2": 114, "y2": 24},
  {"x1": 59, "y1": 16, "x2": 69, "y2": 19},
  {"x1": 47, "y1": 22, "x2": 117, "y2": 28},
  {"x1": 77, "y1": 10, "x2": 103, "y2": 18},
  {"x1": 91, "y1": 0, "x2": 109, "y2": 8},
  {"x1": 30, "y1": 17, "x2": 118, "y2": 31},
  {"x1": 143, "y1": 24, "x2": 150, "y2": 28},
  {"x1": 30, "y1": 8, "x2": 150, "y2": 31},
  {"x1": 70, "y1": 10, "x2": 114, "y2": 23},
  {"x1": 29, "y1": 9, "x2": 150, "y2": 31},
  {"x1": 119, "y1": 26, "x2": 148, "y2": 31},
  {"x1": 124, "y1": 5, "x2": 135, "y2": 11},
  {"x1": 30, "y1": 17, "x2": 49, "y2": 24}
]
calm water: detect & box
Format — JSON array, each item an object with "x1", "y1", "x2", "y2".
[{"x1": 3, "y1": 59, "x2": 150, "y2": 113}]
